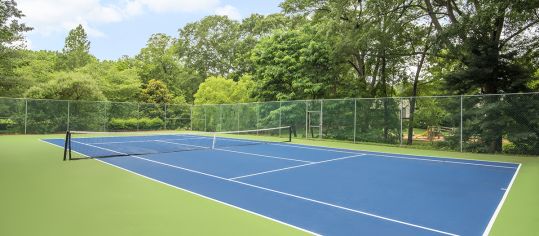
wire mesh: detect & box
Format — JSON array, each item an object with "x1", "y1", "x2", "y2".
[
  {"x1": 25, "y1": 99, "x2": 68, "y2": 134},
  {"x1": 0, "y1": 98, "x2": 25, "y2": 133},
  {"x1": 2, "y1": 93, "x2": 539, "y2": 155},
  {"x1": 165, "y1": 104, "x2": 191, "y2": 130}
]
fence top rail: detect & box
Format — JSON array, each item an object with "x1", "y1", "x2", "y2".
[{"x1": 2, "y1": 91, "x2": 538, "y2": 108}]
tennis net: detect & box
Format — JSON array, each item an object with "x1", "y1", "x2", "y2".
[{"x1": 63, "y1": 126, "x2": 292, "y2": 160}]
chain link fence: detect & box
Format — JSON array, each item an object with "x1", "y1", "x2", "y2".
[{"x1": 1, "y1": 93, "x2": 538, "y2": 155}]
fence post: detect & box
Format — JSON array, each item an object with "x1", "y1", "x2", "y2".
[
  {"x1": 460, "y1": 95, "x2": 463, "y2": 152},
  {"x1": 190, "y1": 105, "x2": 193, "y2": 131},
  {"x1": 353, "y1": 99, "x2": 357, "y2": 143},
  {"x1": 103, "y1": 102, "x2": 108, "y2": 132},
  {"x1": 256, "y1": 103, "x2": 260, "y2": 130},
  {"x1": 136, "y1": 103, "x2": 140, "y2": 131},
  {"x1": 24, "y1": 99, "x2": 28, "y2": 134},
  {"x1": 237, "y1": 104, "x2": 240, "y2": 132},
  {"x1": 320, "y1": 100, "x2": 323, "y2": 139},
  {"x1": 164, "y1": 104, "x2": 167, "y2": 130},
  {"x1": 204, "y1": 107, "x2": 207, "y2": 132},
  {"x1": 279, "y1": 101, "x2": 282, "y2": 137},
  {"x1": 219, "y1": 104, "x2": 223, "y2": 132},
  {"x1": 399, "y1": 98, "x2": 403, "y2": 146},
  {"x1": 305, "y1": 101, "x2": 308, "y2": 138},
  {"x1": 67, "y1": 101, "x2": 70, "y2": 131}
]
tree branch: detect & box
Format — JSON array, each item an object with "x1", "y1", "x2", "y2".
[{"x1": 499, "y1": 19, "x2": 539, "y2": 49}]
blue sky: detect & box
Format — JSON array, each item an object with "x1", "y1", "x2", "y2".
[{"x1": 18, "y1": 0, "x2": 283, "y2": 60}]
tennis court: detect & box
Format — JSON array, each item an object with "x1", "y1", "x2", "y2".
[{"x1": 42, "y1": 129, "x2": 519, "y2": 236}]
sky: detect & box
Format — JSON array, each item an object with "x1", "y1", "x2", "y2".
[{"x1": 17, "y1": 0, "x2": 283, "y2": 60}]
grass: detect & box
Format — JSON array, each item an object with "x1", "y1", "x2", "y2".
[
  {"x1": 1, "y1": 134, "x2": 538, "y2": 235},
  {"x1": 0, "y1": 134, "x2": 307, "y2": 236}
]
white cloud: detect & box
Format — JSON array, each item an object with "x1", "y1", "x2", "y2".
[
  {"x1": 137, "y1": 0, "x2": 220, "y2": 13},
  {"x1": 17, "y1": 0, "x2": 247, "y2": 43},
  {"x1": 17, "y1": 0, "x2": 221, "y2": 37},
  {"x1": 18, "y1": 0, "x2": 135, "y2": 37},
  {"x1": 214, "y1": 5, "x2": 241, "y2": 20}
]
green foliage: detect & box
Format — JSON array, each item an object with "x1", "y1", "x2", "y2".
[
  {"x1": 108, "y1": 117, "x2": 165, "y2": 131},
  {"x1": 177, "y1": 16, "x2": 240, "y2": 78},
  {"x1": 24, "y1": 71, "x2": 106, "y2": 100},
  {"x1": 140, "y1": 79, "x2": 173, "y2": 104},
  {"x1": 194, "y1": 76, "x2": 255, "y2": 105},
  {"x1": 57, "y1": 25, "x2": 95, "y2": 70},
  {"x1": 0, "y1": 0, "x2": 32, "y2": 97},
  {"x1": 135, "y1": 33, "x2": 199, "y2": 101},
  {"x1": 0, "y1": 118, "x2": 15, "y2": 131},
  {"x1": 251, "y1": 26, "x2": 335, "y2": 100},
  {"x1": 77, "y1": 61, "x2": 141, "y2": 102}
]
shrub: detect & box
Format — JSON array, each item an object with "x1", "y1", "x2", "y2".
[
  {"x1": 108, "y1": 118, "x2": 164, "y2": 131},
  {"x1": 0, "y1": 119, "x2": 15, "y2": 130}
]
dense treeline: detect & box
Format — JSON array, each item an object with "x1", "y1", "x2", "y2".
[{"x1": 1, "y1": 0, "x2": 539, "y2": 153}]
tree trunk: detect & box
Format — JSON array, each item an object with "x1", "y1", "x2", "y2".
[
  {"x1": 407, "y1": 30, "x2": 431, "y2": 145},
  {"x1": 380, "y1": 54, "x2": 389, "y2": 142}
]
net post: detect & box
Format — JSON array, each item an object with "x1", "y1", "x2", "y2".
[
  {"x1": 67, "y1": 101, "x2": 70, "y2": 132},
  {"x1": 288, "y1": 126, "x2": 292, "y2": 142},
  {"x1": 68, "y1": 131, "x2": 72, "y2": 160},
  {"x1": 63, "y1": 131, "x2": 72, "y2": 161},
  {"x1": 63, "y1": 131, "x2": 69, "y2": 161},
  {"x1": 211, "y1": 132, "x2": 217, "y2": 149}
]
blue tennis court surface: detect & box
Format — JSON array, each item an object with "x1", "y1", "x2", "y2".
[{"x1": 43, "y1": 134, "x2": 520, "y2": 236}]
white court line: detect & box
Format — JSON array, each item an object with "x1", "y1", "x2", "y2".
[
  {"x1": 39, "y1": 140, "x2": 319, "y2": 236},
  {"x1": 371, "y1": 153, "x2": 517, "y2": 169},
  {"x1": 482, "y1": 164, "x2": 521, "y2": 236},
  {"x1": 271, "y1": 143, "x2": 518, "y2": 169},
  {"x1": 229, "y1": 154, "x2": 366, "y2": 180},
  {"x1": 53, "y1": 139, "x2": 458, "y2": 235},
  {"x1": 270, "y1": 143, "x2": 359, "y2": 154},
  {"x1": 91, "y1": 137, "x2": 209, "y2": 145},
  {"x1": 214, "y1": 148, "x2": 313, "y2": 164},
  {"x1": 68, "y1": 133, "x2": 204, "y2": 140},
  {"x1": 155, "y1": 139, "x2": 313, "y2": 164},
  {"x1": 63, "y1": 140, "x2": 458, "y2": 236}
]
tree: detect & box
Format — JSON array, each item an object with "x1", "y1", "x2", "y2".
[
  {"x1": 250, "y1": 26, "x2": 335, "y2": 101},
  {"x1": 231, "y1": 13, "x2": 296, "y2": 80},
  {"x1": 0, "y1": 50, "x2": 58, "y2": 97},
  {"x1": 140, "y1": 79, "x2": 173, "y2": 104},
  {"x1": 177, "y1": 16, "x2": 241, "y2": 78},
  {"x1": 135, "y1": 33, "x2": 199, "y2": 102},
  {"x1": 281, "y1": 0, "x2": 423, "y2": 98},
  {"x1": 421, "y1": 0, "x2": 539, "y2": 152},
  {"x1": 77, "y1": 61, "x2": 141, "y2": 102},
  {"x1": 24, "y1": 71, "x2": 105, "y2": 100},
  {"x1": 193, "y1": 76, "x2": 255, "y2": 104},
  {"x1": 0, "y1": 0, "x2": 32, "y2": 96},
  {"x1": 57, "y1": 24, "x2": 95, "y2": 70}
]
